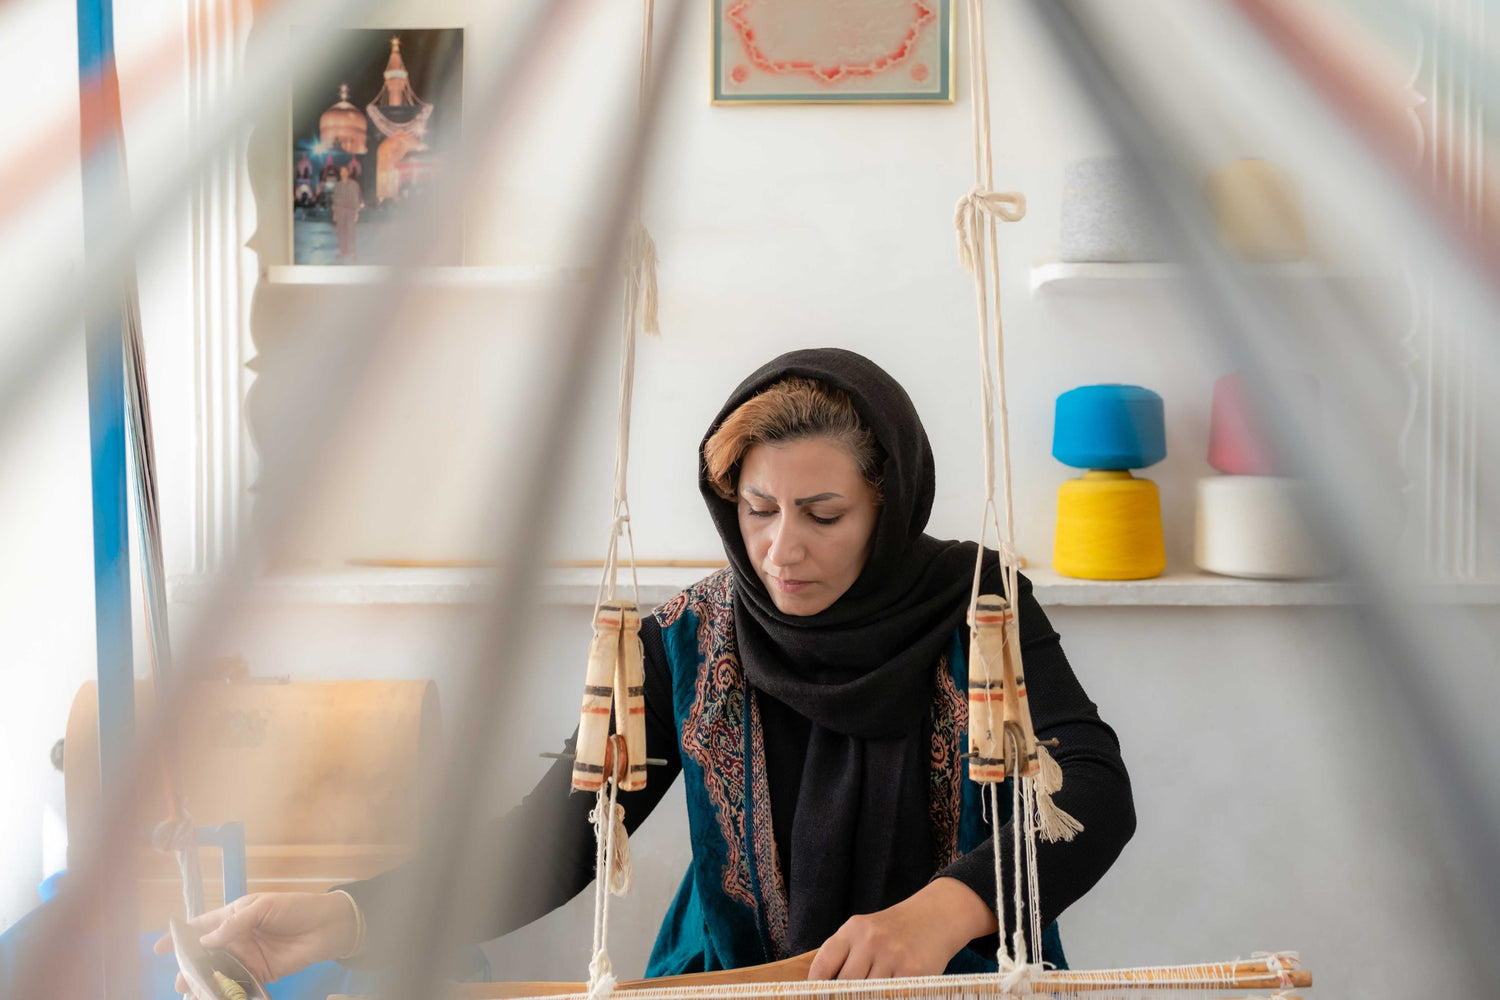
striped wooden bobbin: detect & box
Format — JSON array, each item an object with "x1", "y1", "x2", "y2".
[
  {"x1": 612, "y1": 602, "x2": 648, "y2": 793},
  {"x1": 966, "y1": 594, "x2": 1041, "y2": 784},
  {"x1": 572, "y1": 600, "x2": 649, "y2": 793}
]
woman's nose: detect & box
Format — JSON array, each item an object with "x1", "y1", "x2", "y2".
[{"x1": 766, "y1": 516, "x2": 805, "y2": 566}]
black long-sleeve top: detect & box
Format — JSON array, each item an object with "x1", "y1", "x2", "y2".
[{"x1": 343, "y1": 589, "x2": 1134, "y2": 967}]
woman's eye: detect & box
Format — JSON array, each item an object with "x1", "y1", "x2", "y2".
[
  {"x1": 809, "y1": 513, "x2": 842, "y2": 526},
  {"x1": 747, "y1": 508, "x2": 776, "y2": 518}
]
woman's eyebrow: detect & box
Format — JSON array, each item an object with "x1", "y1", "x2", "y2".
[{"x1": 740, "y1": 487, "x2": 843, "y2": 505}]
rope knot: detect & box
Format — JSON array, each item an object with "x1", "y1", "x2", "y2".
[
  {"x1": 1252, "y1": 951, "x2": 1300, "y2": 989},
  {"x1": 954, "y1": 187, "x2": 1028, "y2": 273},
  {"x1": 585, "y1": 951, "x2": 617, "y2": 999},
  {"x1": 993, "y1": 955, "x2": 1037, "y2": 998}
]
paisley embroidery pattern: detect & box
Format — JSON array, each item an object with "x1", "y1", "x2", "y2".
[
  {"x1": 655, "y1": 588, "x2": 690, "y2": 628},
  {"x1": 660, "y1": 568, "x2": 966, "y2": 961},
  {"x1": 746, "y1": 690, "x2": 790, "y2": 957},
  {"x1": 670, "y1": 570, "x2": 760, "y2": 915},
  {"x1": 928, "y1": 653, "x2": 965, "y2": 870}
]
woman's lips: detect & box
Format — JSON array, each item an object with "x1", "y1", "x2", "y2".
[{"x1": 769, "y1": 575, "x2": 813, "y2": 594}]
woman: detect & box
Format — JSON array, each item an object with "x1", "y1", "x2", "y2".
[
  {"x1": 158, "y1": 349, "x2": 1135, "y2": 984},
  {"x1": 331, "y1": 166, "x2": 361, "y2": 262}
]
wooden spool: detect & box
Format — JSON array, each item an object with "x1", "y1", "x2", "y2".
[
  {"x1": 64, "y1": 678, "x2": 439, "y2": 929},
  {"x1": 966, "y1": 595, "x2": 1039, "y2": 784}
]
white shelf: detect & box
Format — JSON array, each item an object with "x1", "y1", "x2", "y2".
[
  {"x1": 264, "y1": 265, "x2": 589, "y2": 287},
  {"x1": 1029, "y1": 259, "x2": 1347, "y2": 297},
  {"x1": 1024, "y1": 568, "x2": 1354, "y2": 606},
  {"x1": 167, "y1": 566, "x2": 709, "y2": 609},
  {"x1": 168, "y1": 565, "x2": 1500, "y2": 609}
]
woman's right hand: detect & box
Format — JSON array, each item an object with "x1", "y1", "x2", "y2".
[{"x1": 152, "y1": 890, "x2": 360, "y2": 991}]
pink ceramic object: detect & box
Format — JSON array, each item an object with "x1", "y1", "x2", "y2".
[{"x1": 1207, "y1": 372, "x2": 1317, "y2": 476}]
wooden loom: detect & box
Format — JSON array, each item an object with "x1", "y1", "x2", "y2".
[
  {"x1": 332, "y1": 953, "x2": 1312, "y2": 999},
  {"x1": 340, "y1": 2, "x2": 1314, "y2": 998}
]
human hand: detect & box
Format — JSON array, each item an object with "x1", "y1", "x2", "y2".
[
  {"x1": 807, "y1": 877, "x2": 998, "y2": 980},
  {"x1": 152, "y1": 891, "x2": 360, "y2": 992}
]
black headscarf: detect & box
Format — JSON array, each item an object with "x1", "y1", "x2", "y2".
[{"x1": 699, "y1": 348, "x2": 1003, "y2": 953}]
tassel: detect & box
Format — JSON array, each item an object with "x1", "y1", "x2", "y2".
[
  {"x1": 607, "y1": 800, "x2": 633, "y2": 895},
  {"x1": 639, "y1": 228, "x2": 660, "y2": 337},
  {"x1": 1036, "y1": 741, "x2": 1064, "y2": 795},
  {"x1": 1032, "y1": 744, "x2": 1083, "y2": 843},
  {"x1": 627, "y1": 223, "x2": 661, "y2": 337},
  {"x1": 590, "y1": 797, "x2": 634, "y2": 897}
]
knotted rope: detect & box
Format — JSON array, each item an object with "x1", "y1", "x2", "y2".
[
  {"x1": 585, "y1": 4, "x2": 659, "y2": 996},
  {"x1": 955, "y1": 0, "x2": 1049, "y2": 982},
  {"x1": 586, "y1": 779, "x2": 632, "y2": 999},
  {"x1": 954, "y1": 187, "x2": 1027, "y2": 275}
]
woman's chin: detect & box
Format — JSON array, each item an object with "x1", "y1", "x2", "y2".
[{"x1": 768, "y1": 588, "x2": 833, "y2": 617}]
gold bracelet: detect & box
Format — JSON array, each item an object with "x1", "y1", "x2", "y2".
[{"x1": 332, "y1": 889, "x2": 367, "y2": 960}]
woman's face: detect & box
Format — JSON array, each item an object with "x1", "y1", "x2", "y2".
[{"x1": 736, "y1": 437, "x2": 879, "y2": 616}]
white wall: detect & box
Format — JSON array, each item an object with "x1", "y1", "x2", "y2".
[
  {"x1": 4, "y1": 2, "x2": 1495, "y2": 999},
  {"x1": 0, "y1": 0, "x2": 92, "y2": 931}
]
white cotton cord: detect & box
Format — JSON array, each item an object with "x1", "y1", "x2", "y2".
[
  {"x1": 958, "y1": 0, "x2": 1025, "y2": 619},
  {"x1": 986, "y1": 782, "x2": 1007, "y2": 968},
  {"x1": 1009, "y1": 748, "x2": 1028, "y2": 968},
  {"x1": 960, "y1": 1, "x2": 1045, "y2": 992},
  {"x1": 582, "y1": 10, "x2": 658, "y2": 992},
  {"x1": 586, "y1": 780, "x2": 626, "y2": 999},
  {"x1": 1021, "y1": 777, "x2": 1043, "y2": 960},
  {"x1": 595, "y1": 0, "x2": 658, "y2": 614}
]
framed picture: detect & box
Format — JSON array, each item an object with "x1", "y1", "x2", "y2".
[
  {"x1": 291, "y1": 28, "x2": 464, "y2": 265},
  {"x1": 713, "y1": 0, "x2": 953, "y2": 105}
]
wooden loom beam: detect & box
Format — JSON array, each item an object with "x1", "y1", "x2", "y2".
[{"x1": 326, "y1": 953, "x2": 1310, "y2": 998}]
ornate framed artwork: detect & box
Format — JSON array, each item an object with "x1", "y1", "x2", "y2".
[
  {"x1": 713, "y1": 0, "x2": 953, "y2": 105},
  {"x1": 291, "y1": 28, "x2": 464, "y2": 265}
]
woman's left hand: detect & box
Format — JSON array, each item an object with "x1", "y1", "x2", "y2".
[{"x1": 807, "y1": 877, "x2": 998, "y2": 980}]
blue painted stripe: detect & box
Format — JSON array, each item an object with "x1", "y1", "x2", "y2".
[{"x1": 77, "y1": 0, "x2": 138, "y2": 997}]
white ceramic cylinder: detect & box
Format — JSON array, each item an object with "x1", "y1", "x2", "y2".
[{"x1": 1194, "y1": 475, "x2": 1336, "y2": 579}]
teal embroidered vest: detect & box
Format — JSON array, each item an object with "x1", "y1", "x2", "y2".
[{"x1": 644, "y1": 570, "x2": 1065, "y2": 978}]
